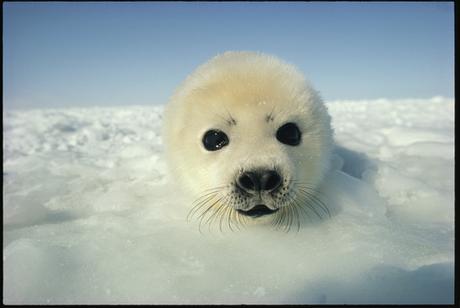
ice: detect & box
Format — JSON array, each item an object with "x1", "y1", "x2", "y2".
[{"x1": 3, "y1": 97, "x2": 454, "y2": 304}]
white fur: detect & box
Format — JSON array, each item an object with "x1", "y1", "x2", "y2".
[{"x1": 163, "y1": 51, "x2": 333, "y2": 225}]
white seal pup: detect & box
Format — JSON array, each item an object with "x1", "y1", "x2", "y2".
[{"x1": 163, "y1": 51, "x2": 334, "y2": 231}]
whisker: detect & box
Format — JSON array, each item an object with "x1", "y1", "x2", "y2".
[
  {"x1": 297, "y1": 190, "x2": 324, "y2": 220},
  {"x1": 188, "y1": 199, "x2": 214, "y2": 222},
  {"x1": 296, "y1": 188, "x2": 330, "y2": 218},
  {"x1": 205, "y1": 194, "x2": 231, "y2": 228},
  {"x1": 226, "y1": 198, "x2": 239, "y2": 231},
  {"x1": 292, "y1": 182, "x2": 330, "y2": 218},
  {"x1": 288, "y1": 205, "x2": 295, "y2": 233},
  {"x1": 221, "y1": 196, "x2": 235, "y2": 232},
  {"x1": 219, "y1": 204, "x2": 230, "y2": 233},
  {"x1": 271, "y1": 206, "x2": 283, "y2": 230},
  {"x1": 280, "y1": 207, "x2": 289, "y2": 232},
  {"x1": 282, "y1": 206, "x2": 290, "y2": 230},
  {"x1": 189, "y1": 189, "x2": 223, "y2": 210},
  {"x1": 293, "y1": 194, "x2": 312, "y2": 223},
  {"x1": 187, "y1": 193, "x2": 218, "y2": 221},
  {"x1": 222, "y1": 206, "x2": 233, "y2": 231},
  {"x1": 293, "y1": 202, "x2": 301, "y2": 232},
  {"x1": 206, "y1": 202, "x2": 225, "y2": 232},
  {"x1": 235, "y1": 209, "x2": 244, "y2": 230},
  {"x1": 190, "y1": 190, "x2": 219, "y2": 206},
  {"x1": 198, "y1": 196, "x2": 225, "y2": 231},
  {"x1": 226, "y1": 207, "x2": 234, "y2": 232},
  {"x1": 293, "y1": 182, "x2": 329, "y2": 200},
  {"x1": 232, "y1": 209, "x2": 242, "y2": 231}
]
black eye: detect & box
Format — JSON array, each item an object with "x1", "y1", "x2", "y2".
[
  {"x1": 276, "y1": 122, "x2": 301, "y2": 146},
  {"x1": 202, "y1": 129, "x2": 229, "y2": 151}
]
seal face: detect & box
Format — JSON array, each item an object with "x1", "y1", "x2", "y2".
[{"x1": 163, "y1": 51, "x2": 333, "y2": 230}]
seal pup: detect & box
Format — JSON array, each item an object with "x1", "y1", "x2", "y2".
[{"x1": 163, "y1": 51, "x2": 333, "y2": 231}]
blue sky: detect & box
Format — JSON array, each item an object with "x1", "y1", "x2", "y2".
[{"x1": 3, "y1": 2, "x2": 454, "y2": 109}]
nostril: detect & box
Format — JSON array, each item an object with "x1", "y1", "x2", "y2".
[
  {"x1": 237, "y1": 170, "x2": 282, "y2": 193},
  {"x1": 237, "y1": 172, "x2": 258, "y2": 192},
  {"x1": 261, "y1": 171, "x2": 282, "y2": 191}
]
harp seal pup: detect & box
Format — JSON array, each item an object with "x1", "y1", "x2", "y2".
[{"x1": 163, "y1": 51, "x2": 334, "y2": 230}]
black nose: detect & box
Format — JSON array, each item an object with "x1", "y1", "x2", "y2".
[{"x1": 237, "y1": 170, "x2": 282, "y2": 193}]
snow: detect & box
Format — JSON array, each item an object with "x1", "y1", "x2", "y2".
[{"x1": 3, "y1": 97, "x2": 454, "y2": 304}]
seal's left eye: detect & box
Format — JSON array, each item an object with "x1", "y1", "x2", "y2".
[
  {"x1": 202, "y1": 129, "x2": 229, "y2": 151},
  {"x1": 276, "y1": 122, "x2": 301, "y2": 146}
]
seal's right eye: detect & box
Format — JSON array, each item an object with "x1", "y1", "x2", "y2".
[{"x1": 202, "y1": 129, "x2": 229, "y2": 151}]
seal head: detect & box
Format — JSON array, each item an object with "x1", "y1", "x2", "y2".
[{"x1": 163, "y1": 51, "x2": 333, "y2": 229}]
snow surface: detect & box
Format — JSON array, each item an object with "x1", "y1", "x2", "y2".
[{"x1": 3, "y1": 97, "x2": 454, "y2": 304}]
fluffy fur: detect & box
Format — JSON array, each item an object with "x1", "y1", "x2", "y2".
[{"x1": 163, "y1": 51, "x2": 333, "y2": 230}]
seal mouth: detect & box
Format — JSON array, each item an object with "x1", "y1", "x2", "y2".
[{"x1": 237, "y1": 204, "x2": 279, "y2": 218}]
